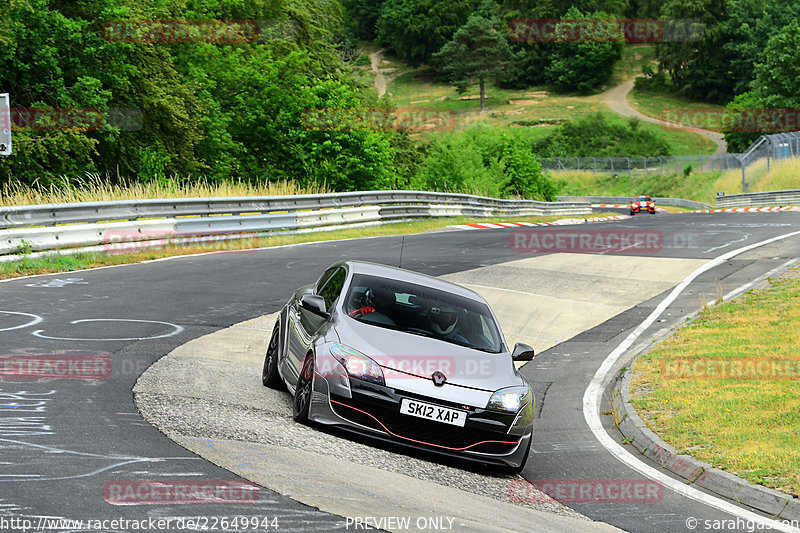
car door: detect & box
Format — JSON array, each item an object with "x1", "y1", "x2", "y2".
[{"x1": 284, "y1": 265, "x2": 347, "y2": 389}]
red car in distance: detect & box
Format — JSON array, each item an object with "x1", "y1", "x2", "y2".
[{"x1": 630, "y1": 195, "x2": 656, "y2": 215}]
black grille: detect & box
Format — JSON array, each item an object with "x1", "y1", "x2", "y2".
[{"x1": 331, "y1": 395, "x2": 520, "y2": 455}]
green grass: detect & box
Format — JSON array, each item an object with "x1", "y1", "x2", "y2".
[
  {"x1": 0, "y1": 212, "x2": 620, "y2": 280},
  {"x1": 628, "y1": 86, "x2": 728, "y2": 128},
  {"x1": 552, "y1": 168, "x2": 725, "y2": 203},
  {"x1": 386, "y1": 69, "x2": 604, "y2": 131},
  {"x1": 630, "y1": 267, "x2": 800, "y2": 496},
  {"x1": 550, "y1": 156, "x2": 800, "y2": 202},
  {"x1": 607, "y1": 44, "x2": 657, "y2": 88},
  {"x1": 378, "y1": 46, "x2": 716, "y2": 156}
]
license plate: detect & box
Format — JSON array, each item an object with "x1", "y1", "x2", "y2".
[{"x1": 400, "y1": 398, "x2": 466, "y2": 427}]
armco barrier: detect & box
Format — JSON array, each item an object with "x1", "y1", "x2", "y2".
[
  {"x1": 557, "y1": 195, "x2": 712, "y2": 210},
  {"x1": 0, "y1": 191, "x2": 585, "y2": 229},
  {"x1": 0, "y1": 191, "x2": 591, "y2": 259},
  {"x1": 715, "y1": 189, "x2": 800, "y2": 208}
]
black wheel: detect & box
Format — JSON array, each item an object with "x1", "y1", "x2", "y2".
[
  {"x1": 293, "y1": 354, "x2": 314, "y2": 423},
  {"x1": 262, "y1": 320, "x2": 285, "y2": 389},
  {"x1": 629, "y1": 210, "x2": 636, "y2": 216}
]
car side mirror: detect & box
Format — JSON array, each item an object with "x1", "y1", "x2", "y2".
[
  {"x1": 300, "y1": 294, "x2": 328, "y2": 317},
  {"x1": 512, "y1": 342, "x2": 535, "y2": 362}
]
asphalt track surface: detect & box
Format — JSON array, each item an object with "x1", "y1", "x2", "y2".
[{"x1": 2, "y1": 211, "x2": 800, "y2": 532}]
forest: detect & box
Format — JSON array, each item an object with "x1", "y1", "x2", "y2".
[{"x1": 1, "y1": 0, "x2": 798, "y2": 198}]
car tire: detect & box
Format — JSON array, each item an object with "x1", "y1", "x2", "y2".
[
  {"x1": 629, "y1": 210, "x2": 636, "y2": 216},
  {"x1": 261, "y1": 320, "x2": 285, "y2": 389},
  {"x1": 499, "y1": 436, "x2": 532, "y2": 476},
  {"x1": 293, "y1": 354, "x2": 315, "y2": 424}
]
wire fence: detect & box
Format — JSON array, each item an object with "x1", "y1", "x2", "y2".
[{"x1": 540, "y1": 131, "x2": 800, "y2": 192}]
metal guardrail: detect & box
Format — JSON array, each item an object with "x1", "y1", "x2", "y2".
[
  {"x1": 0, "y1": 191, "x2": 591, "y2": 259},
  {"x1": 715, "y1": 189, "x2": 800, "y2": 208},
  {"x1": 0, "y1": 190, "x2": 585, "y2": 230},
  {"x1": 557, "y1": 195, "x2": 712, "y2": 210}
]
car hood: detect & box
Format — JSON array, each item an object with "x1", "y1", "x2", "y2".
[{"x1": 333, "y1": 317, "x2": 522, "y2": 396}]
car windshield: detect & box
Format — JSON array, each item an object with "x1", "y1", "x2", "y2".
[{"x1": 344, "y1": 273, "x2": 503, "y2": 353}]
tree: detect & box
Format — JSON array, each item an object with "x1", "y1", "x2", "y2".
[
  {"x1": 543, "y1": 7, "x2": 625, "y2": 93},
  {"x1": 376, "y1": 0, "x2": 473, "y2": 66},
  {"x1": 431, "y1": 2, "x2": 514, "y2": 111},
  {"x1": 341, "y1": 0, "x2": 388, "y2": 40},
  {"x1": 655, "y1": 0, "x2": 730, "y2": 103},
  {"x1": 722, "y1": 21, "x2": 800, "y2": 151}
]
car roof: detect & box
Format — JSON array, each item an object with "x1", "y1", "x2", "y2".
[{"x1": 334, "y1": 260, "x2": 486, "y2": 302}]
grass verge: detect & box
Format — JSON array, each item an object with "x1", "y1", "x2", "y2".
[
  {"x1": 627, "y1": 86, "x2": 727, "y2": 126},
  {"x1": 0, "y1": 213, "x2": 616, "y2": 280},
  {"x1": 552, "y1": 169, "x2": 726, "y2": 203},
  {"x1": 630, "y1": 266, "x2": 800, "y2": 496}
]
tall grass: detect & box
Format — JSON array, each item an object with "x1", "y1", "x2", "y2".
[
  {"x1": 0, "y1": 174, "x2": 330, "y2": 207},
  {"x1": 749, "y1": 158, "x2": 800, "y2": 192},
  {"x1": 552, "y1": 156, "x2": 800, "y2": 203}
]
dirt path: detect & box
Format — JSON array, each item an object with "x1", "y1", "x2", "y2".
[
  {"x1": 370, "y1": 49, "x2": 389, "y2": 97},
  {"x1": 601, "y1": 79, "x2": 727, "y2": 155}
]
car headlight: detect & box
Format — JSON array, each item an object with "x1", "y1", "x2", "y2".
[
  {"x1": 330, "y1": 343, "x2": 385, "y2": 385},
  {"x1": 486, "y1": 386, "x2": 530, "y2": 413}
]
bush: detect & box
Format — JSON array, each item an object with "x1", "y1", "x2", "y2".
[
  {"x1": 534, "y1": 112, "x2": 671, "y2": 157},
  {"x1": 633, "y1": 64, "x2": 674, "y2": 92},
  {"x1": 412, "y1": 126, "x2": 556, "y2": 200}
]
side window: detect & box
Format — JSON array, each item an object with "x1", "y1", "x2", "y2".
[
  {"x1": 315, "y1": 266, "x2": 338, "y2": 293},
  {"x1": 318, "y1": 267, "x2": 347, "y2": 310}
]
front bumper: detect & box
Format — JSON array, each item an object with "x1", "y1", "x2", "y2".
[{"x1": 308, "y1": 372, "x2": 533, "y2": 468}]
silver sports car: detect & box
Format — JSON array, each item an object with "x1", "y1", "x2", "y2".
[{"x1": 262, "y1": 260, "x2": 535, "y2": 474}]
